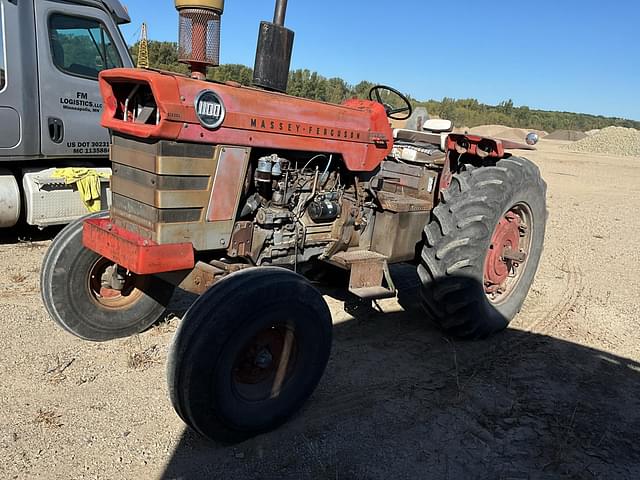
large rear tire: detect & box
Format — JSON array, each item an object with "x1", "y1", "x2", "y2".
[
  {"x1": 167, "y1": 267, "x2": 332, "y2": 443},
  {"x1": 418, "y1": 157, "x2": 547, "y2": 339},
  {"x1": 40, "y1": 213, "x2": 175, "y2": 342}
]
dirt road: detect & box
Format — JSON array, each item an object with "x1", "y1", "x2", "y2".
[{"x1": 1, "y1": 140, "x2": 640, "y2": 479}]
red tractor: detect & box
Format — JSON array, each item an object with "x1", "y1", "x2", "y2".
[{"x1": 41, "y1": 0, "x2": 546, "y2": 441}]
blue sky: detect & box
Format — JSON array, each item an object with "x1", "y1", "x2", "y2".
[{"x1": 120, "y1": 0, "x2": 640, "y2": 120}]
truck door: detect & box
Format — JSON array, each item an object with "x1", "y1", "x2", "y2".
[
  {"x1": 0, "y1": 0, "x2": 40, "y2": 158},
  {"x1": 0, "y1": 1, "x2": 17, "y2": 151},
  {"x1": 34, "y1": 0, "x2": 132, "y2": 158}
]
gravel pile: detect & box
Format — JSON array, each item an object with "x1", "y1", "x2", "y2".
[
  {"x1": 545, "y1": 129, "x2": 587, "y2": 141},
  {"x1": 563, "y1": 126, "x2": 640, "y2": 156}
]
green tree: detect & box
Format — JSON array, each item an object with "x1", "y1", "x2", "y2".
[
  {"x1": 325, "y1": 77, "x2": 351, "y2": 104},
  {"x1": 130, "y1": 41, "x2": 188, "y2": 74}
]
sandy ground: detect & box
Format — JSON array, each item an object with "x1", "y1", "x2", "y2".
[{"x1": 1, "y1": 139, "x2": 640, "y2": 479}]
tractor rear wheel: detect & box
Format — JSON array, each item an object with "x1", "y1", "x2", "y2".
[
  {"x1": 40, "y1": 212, "x2": 175, "y2": 341},
  {"x1": 167, "y1": 267, "x2": 332, "y2": 443},
  {"x1": 418, "y1": 157, "x2": 547, "y2": 339}
]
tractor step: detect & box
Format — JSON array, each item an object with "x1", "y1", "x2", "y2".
[
  {"x1": 331, "y1": 250, "x2": 388, "y2": 266},
  {"x1": 331, "y1": 250, "x2": 396, "y2": 300},
  {"x1": 349, "y1": 286, "x2": 397, "y2": 300}
]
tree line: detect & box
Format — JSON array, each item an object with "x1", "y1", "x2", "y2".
[{"x1": 130, "y1": 41, "x2": 639, "y2": 132}]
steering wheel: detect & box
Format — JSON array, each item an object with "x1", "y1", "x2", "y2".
[{"x1": 368, "y1": 85, "x2": 413, "y2": 120}]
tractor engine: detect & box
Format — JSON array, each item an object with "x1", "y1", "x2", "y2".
[{"x1": 241, "y1": 153, "x2": 347, "y2": 265}]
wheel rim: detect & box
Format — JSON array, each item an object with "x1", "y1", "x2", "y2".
[
  {"x1": 484, "y1": 203, "x2": 533, "y2": 304},
  {"x1": 87, "y1": 257, "x2": 145, "y2": 309},
  {"x1": 231, "y1": 323, "x2": 298, "y2": 402}
]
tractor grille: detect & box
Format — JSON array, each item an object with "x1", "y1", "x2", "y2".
[
  {"x1": 109, "y1": 135, "x2": 216, "y2": 247},
  {"x1": 111, "y1": 193, "x2": 202, "y2": 229}
]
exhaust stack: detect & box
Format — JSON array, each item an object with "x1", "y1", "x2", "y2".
[
  {"x1": 175, "y1": 0, "x2": 225, "y2": 80},
  {"x1": 253, "y1": 0, "x2": 294, "y2": 93}
]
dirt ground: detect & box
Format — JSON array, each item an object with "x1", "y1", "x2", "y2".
[{"x1": 1, "y1": 139, "x2": 640, "y2": 479}]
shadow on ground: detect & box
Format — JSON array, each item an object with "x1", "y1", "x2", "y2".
[
  {"x1": 0, "y1": 224, "x2": 62, "y2": 245},
  {"x1": 160, "y1": 264, "x2": 640, "y2": 479}
]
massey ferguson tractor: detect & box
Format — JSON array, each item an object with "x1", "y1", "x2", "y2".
[{"x1": 41, "y1": 0, "x2": 547, "y2": 441}]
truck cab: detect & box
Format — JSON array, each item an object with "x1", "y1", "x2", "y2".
[{"x1": 0, "y1": 0, "x2": 133, "y2": 228}]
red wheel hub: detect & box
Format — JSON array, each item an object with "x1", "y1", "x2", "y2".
[
  {"x1": 231, "y1": 325, "x2": 298, "y2": 402},
  {"x1": 233, "y1": 327, "x2": 289, "y2": 385},
  {"x1": 484, "y1": 211, "x2": 522, "y2": 294},
  {"x1": 88, "y1": 258, "x2": 145, "y2": 309}
]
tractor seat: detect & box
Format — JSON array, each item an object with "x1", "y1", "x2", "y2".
[
  {"x1": 393, "y1": 128, "x2": 441, "y2": 147},
  {"x1": 393, "y1": 119, "x2": 453, "y2": 152},
  {"x1": 423, "y1": 119, "x2": 454, "y2": 134},
  {"x1": 391, "y1": 119, "x2": 452, "y2": 165}
]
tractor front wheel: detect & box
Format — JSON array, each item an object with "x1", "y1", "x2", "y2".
[
  {"x1": 40, "y1": 212, "x2": 175, "y2": 341},
  {"x1": 167, "y1": 267, "x2": 332, "y2": 443},
  {"x1": 418, "y1": 157, "x2": 547, "y2": 339}
]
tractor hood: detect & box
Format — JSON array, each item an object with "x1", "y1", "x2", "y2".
[{"x1": 99, "y1": 68, "x2": 394, "y2": 172}]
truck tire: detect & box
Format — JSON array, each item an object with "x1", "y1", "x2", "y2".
[
  {"x1": 40, "y1": 212, "x2": 175, "y2": 342},
  {"x1": 418, "y1": 157, "x2": 547, "y2": 339},
  {"x1": 167, "y1": 267, "x2": 332, "y2": 443}
]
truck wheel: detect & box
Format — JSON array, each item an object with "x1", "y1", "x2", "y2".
[
  {"x1": 418, "y1": 157, "x2": 547, "y2": 339},
  {"x1": 167, "y1": 267, "x2": 332, "y2": 442},
  {"x1": 40, "y1": 212, "x2": 175, "y2": 342}
]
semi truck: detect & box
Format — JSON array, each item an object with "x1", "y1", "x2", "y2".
[{"x1": 0, "y1": 0, "x2": 132, "y2": 228}]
